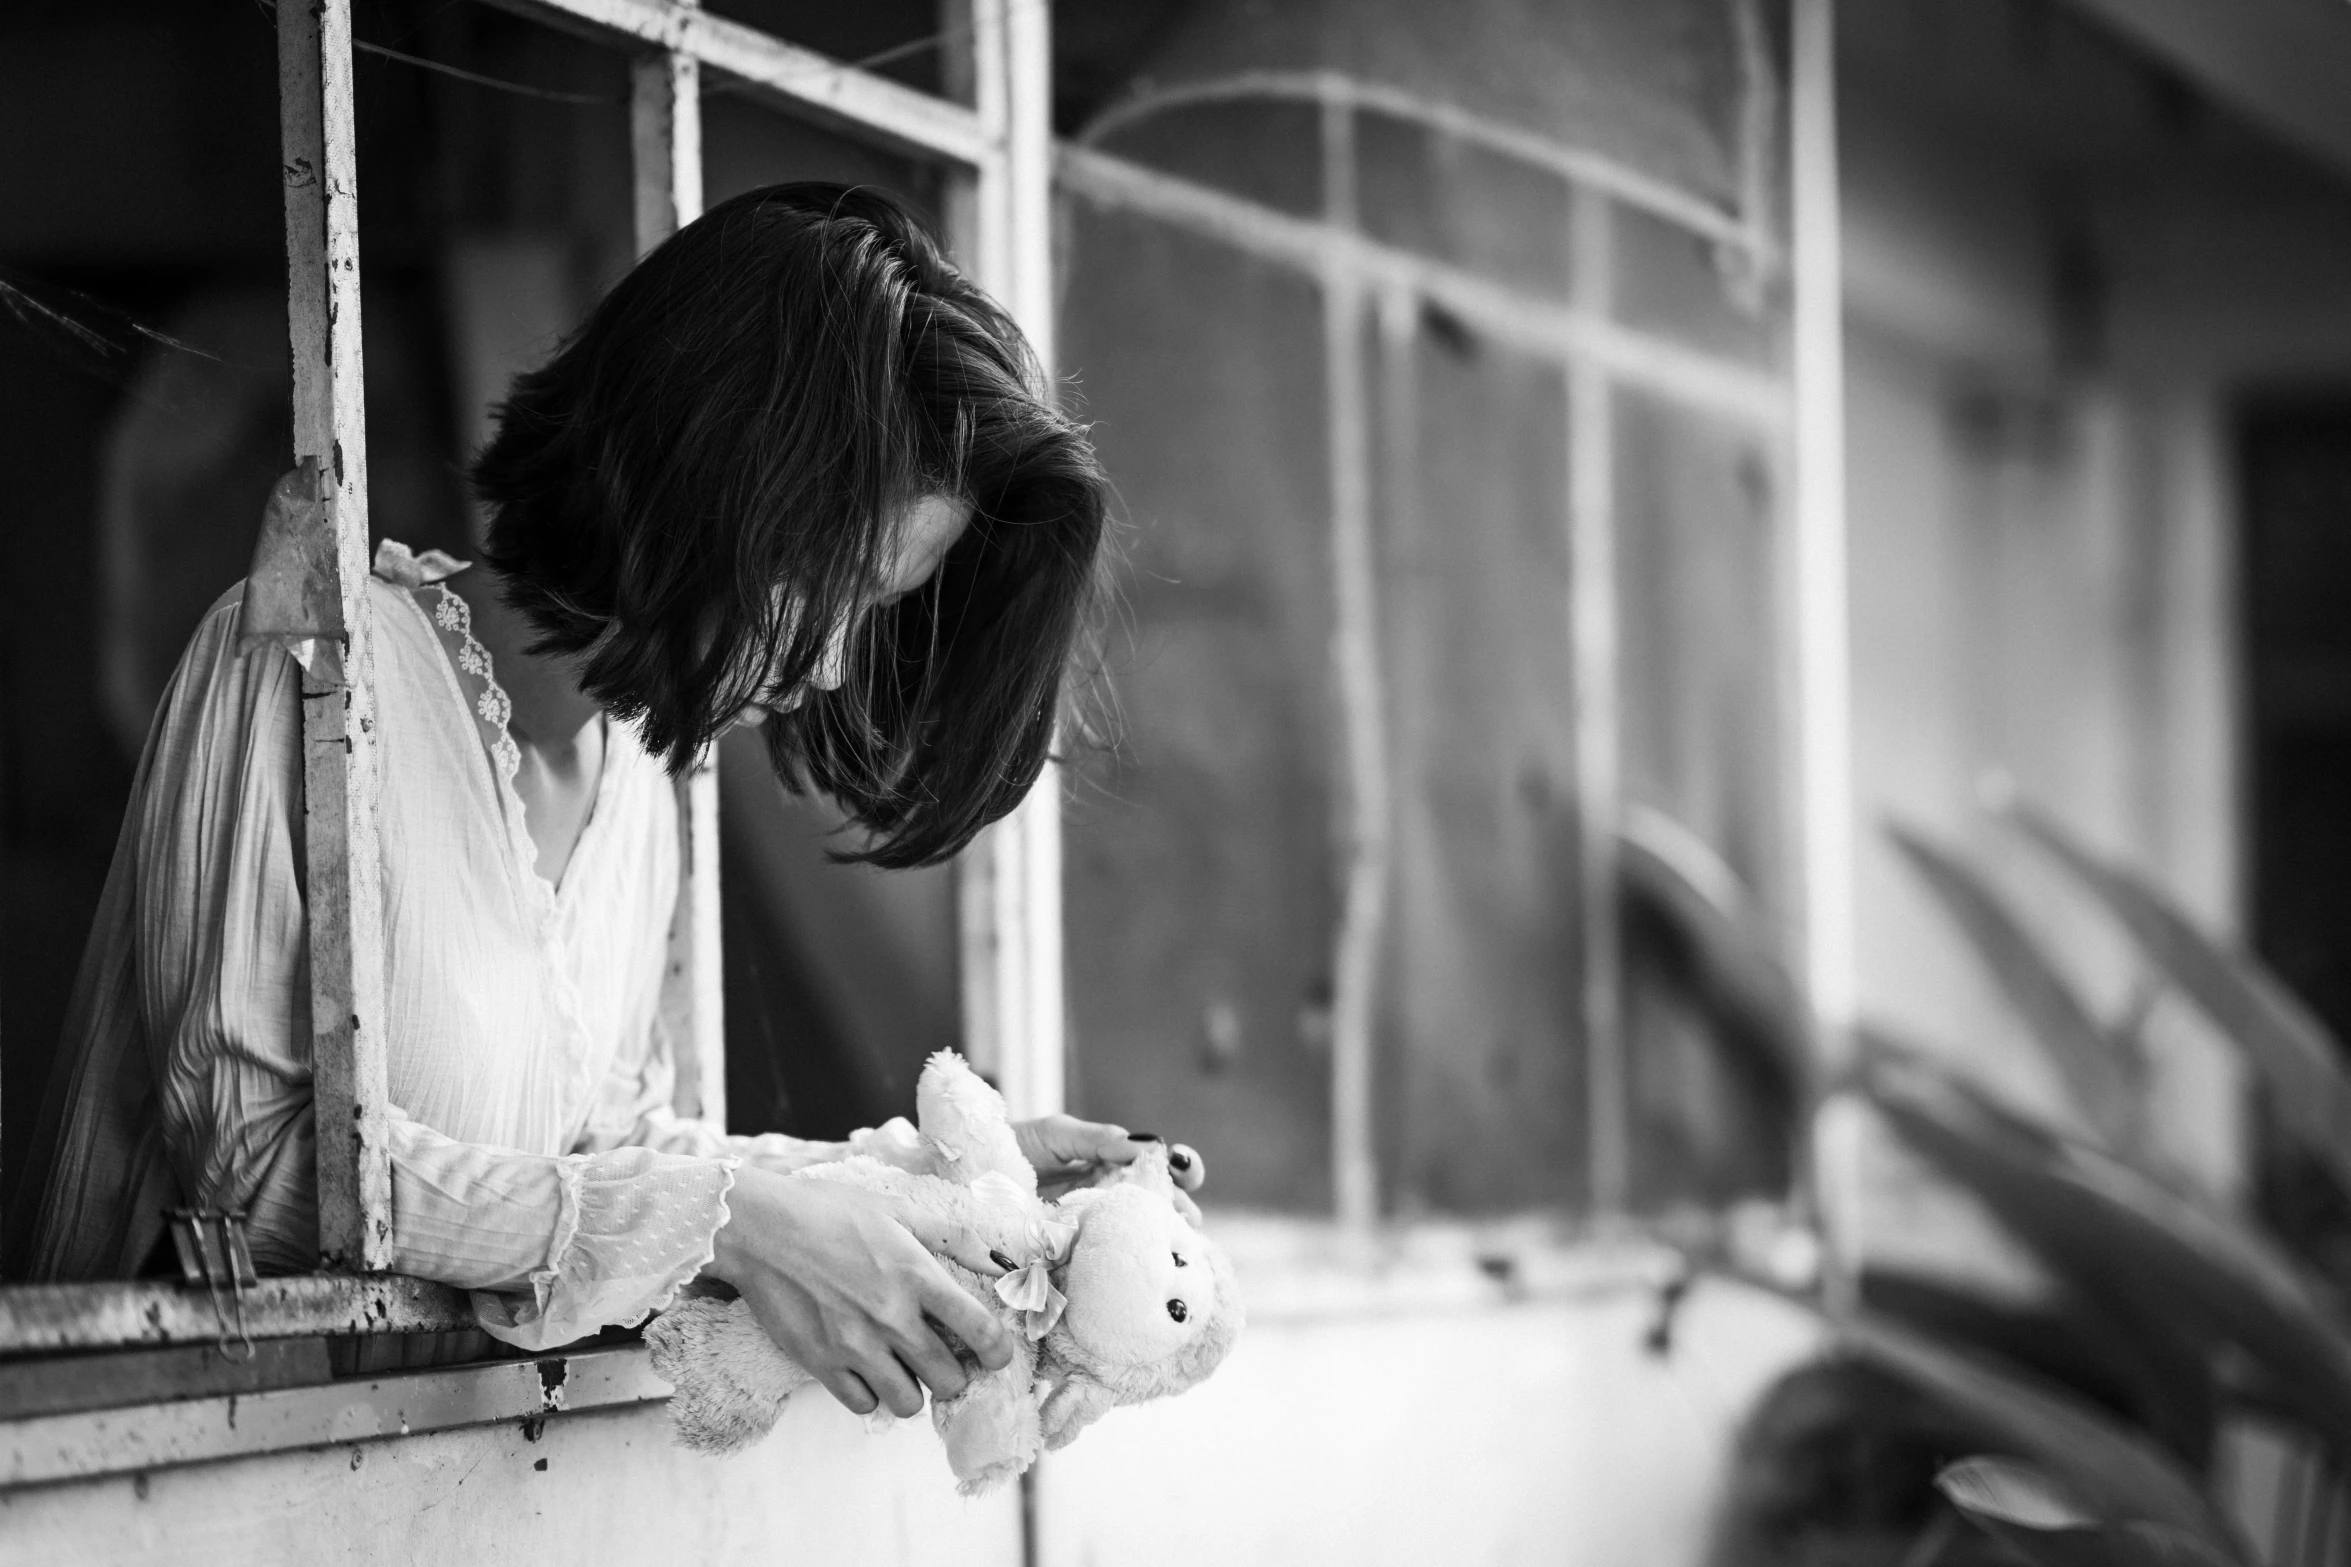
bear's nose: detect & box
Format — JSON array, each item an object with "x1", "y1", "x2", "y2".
[{"x1": 1166, "y1": 1299, "x2": 1189, "y2": 1323}]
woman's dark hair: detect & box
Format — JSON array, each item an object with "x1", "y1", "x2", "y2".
[{"x1": 471, "y1": 182, "x2": 1107, "y2": 869}]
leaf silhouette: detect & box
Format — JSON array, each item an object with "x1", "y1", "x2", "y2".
[
  {"x1": 1997, "y1": 796, "x2": 2351, "y2": 1204},
  {"x1": 1861, "y1": 1045, "x2": 2351, "y2": 1456},
  {"x1": 1837, "y1": 1312, "x2": 2250, "y2": 1563},
  {"x1": 1937, "y1": 1457, "x2": 2239, "y2": 1566},
  {"x1": 1889, "y1": 821, "x2": 2141, "y2": 1152}
]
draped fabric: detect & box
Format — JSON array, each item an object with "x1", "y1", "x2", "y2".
[{"x1": 15, "y1": 549, "x2": 856, "y2": 1350}]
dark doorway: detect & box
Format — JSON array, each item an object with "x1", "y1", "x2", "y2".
[{"x1": 2240, "y1": 391, "x2": 2351, "y2": 1276}]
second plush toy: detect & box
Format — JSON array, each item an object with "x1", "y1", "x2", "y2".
[{"x1": 644, "y1": 1051, "x2": 1241, "y2": 1495}]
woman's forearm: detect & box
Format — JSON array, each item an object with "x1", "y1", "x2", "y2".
[{"x1": 388, "y1": 1112, "x2": 739, "y2": 1351}]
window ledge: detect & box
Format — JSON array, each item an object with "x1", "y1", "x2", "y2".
[
  {"x1": 1206, "y1": 1203, "x2": 1816, "y2": 1321},
  {"x1": 0, "y1": 1274, "x2": 475, "y2": 1356},
  {"x1": 1, "y1": 1343, "x2": 663, "y2": 1489}
]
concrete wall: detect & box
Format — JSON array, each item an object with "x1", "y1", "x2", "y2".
[
  {"x1": 0, "y1": 1266, "x2": 1821, "y2": 1567},
  {"x1": 0, "y1": 1378, "x2": 1020, "y2": 1567},
  {"x1": 1040, "y1": 1266, "x2": 1821, "y2": 1567},
  {"x1": 1834, "y1": 0, "x2": 2351, "y2": 1218}
]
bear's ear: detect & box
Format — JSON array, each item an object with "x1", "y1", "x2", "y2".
[{"x1": 916, "y1": 1050, "x2": 1034, "y2": 1192}]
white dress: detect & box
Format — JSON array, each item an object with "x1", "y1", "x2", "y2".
[{"x1": 21, "y1": 544, "x2": 863, "y2": 1350}]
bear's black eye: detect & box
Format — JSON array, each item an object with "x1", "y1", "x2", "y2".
[
  {"x1": 1172, "y1": 1252, "x2": 1188, "y2": 1268},
  {"x1": 1166, "y1": 1299, "x2": 1189, "y2": 1323}
]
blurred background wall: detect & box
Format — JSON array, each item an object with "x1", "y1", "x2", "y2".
[{"x1": 7, "y1": 1, "x2": 2351, "y2": 1563}]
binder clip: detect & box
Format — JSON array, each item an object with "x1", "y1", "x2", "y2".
[{"x1": 168, "y1": 1208, "x2": 260, "y2": 1361}]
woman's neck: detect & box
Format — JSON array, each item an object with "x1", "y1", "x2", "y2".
[{"x1": 445, "y1": 565, "x2": 604, "y2": 755}]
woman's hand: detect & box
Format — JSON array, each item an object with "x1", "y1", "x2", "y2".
[
  {"x1": 708, "y1": 1167, "x2": 1014, "y2": 1419},
  {"x1": 1013, "y1": 1116, "x2": 1207, "y2": 1218}
]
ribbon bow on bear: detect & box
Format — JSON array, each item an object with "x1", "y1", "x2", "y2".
[{"x1": 974, "y1": 1173, "x2": 1077, "y2": 1340}]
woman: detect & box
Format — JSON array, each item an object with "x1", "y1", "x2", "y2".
[{"x1": 14, "y1": 183, "x2": 1202, "y2": 1422}]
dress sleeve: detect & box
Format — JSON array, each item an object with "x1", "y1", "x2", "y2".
[
  {"x1": 138, "y1": 594, "x2": 736, "y2": 1350},
  {"x1": 572, "y1": 1011, "x2": 936, "y2": 1176},
  {"x1": 390, "y1": 1112, "x2": 738, "y2": 1352}
]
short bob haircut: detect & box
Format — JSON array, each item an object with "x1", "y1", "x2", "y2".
[{"x1": 472, "y1": 182, "x2": 1107, "y2": 869}]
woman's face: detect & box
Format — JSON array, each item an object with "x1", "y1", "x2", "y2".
[{"x1": 736, "y1": 492, "x2": 971, "y2": 727}]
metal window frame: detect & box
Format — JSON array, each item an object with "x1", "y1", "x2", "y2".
[
  {"x1": 1063, "y1": 39, "x2": 1789, "y2": 1225},
  {"x1": 0, "y1": 0, "x2": 1064, "y2": 1366},
  {"x1": 1788, "y1": 0, "x2": 1860, "y2": 1291},
  {"x1": 280, "y1": 0, "x2": 1069, "y2": 1274},
  {"x1": 0, "y1": 0, "x2": 1845, "y2": 1372},
  {"x1": 291, "y1": 0, "x2": 1806, "y2": 1269}
]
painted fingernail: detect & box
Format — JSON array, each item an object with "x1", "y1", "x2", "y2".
[
  {"x1": 989, "y1": 1250, "x2": 1015, "y2": 1271},
  {"x1": 1170, "y1": 1150, "x2": 1194, "y2": 1172},
  {"x1": 1127, "y1": 1132, "x2": 1162, "y2": 1143}
]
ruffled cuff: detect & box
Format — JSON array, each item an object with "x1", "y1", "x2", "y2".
[{"x1": 473, "y1": 1145, "x2": 738, "y2": 1352}]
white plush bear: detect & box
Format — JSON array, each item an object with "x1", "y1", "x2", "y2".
[{"x1": 645, "y1": 1051, "x2": 1241, "y2": 1495}]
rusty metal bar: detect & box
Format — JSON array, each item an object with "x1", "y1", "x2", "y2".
[
  {"x1": 1, "y1": 1345, "x2": 662, "y2": 1487},
  {"x1": 629, "y1": 31, "x2": 702, "y2": 255},
  {"x1": 1323, "y1": 93, "x2": 1387, "y2": 1235},
  {"x1": 1568, "y1": 185, "x2": 1627, "y2": 1217},
  {"x1": 281, "y1": 0, "x2": 393, "y2": 1273},
  {"x1": 1791, "y1": 0, "x2": 1857, "y2": 1047},
  {"x1": 0, "y1": 1276, "x2": 474, "y2": 1357},
  {"x1": 1083, "y1": 71, "x2": 1771, "y2": 264},
  {"x1": 1055, "y1": 145, "x2": 1788, "y2": 434},
  {"x1": 957, "y1": 0, "x2": 1064, "y2": 1123},
  {"x1": 1790, "y1": 0, "x2": 1862, "y2": 1308},
  {"x1": 631, "y1": 14, "x2": 726, "y2": 1127},
  {"x1": 484, "y1": 0, "x2": 997, "y2": 168}
]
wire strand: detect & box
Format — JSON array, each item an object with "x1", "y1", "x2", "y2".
[
  {"x1": 249, "y1": 0, "x2": 980, "y2": 114},
  {"x1": 0, "y1": 267, "x2": 231, "y2": 367},
  {"x1": 353, "y1": 37, "x2": 625, "y2": 105}
]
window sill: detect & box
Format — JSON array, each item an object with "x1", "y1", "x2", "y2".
[
  {"x1": 0, "y1": 1342, "x2": 664, "y2": 1489},
  {"x1": 1199, "y1": 1203, "x2": 1814, "y2": 1321},
  {"x1": 0, "y1": 1273, "x2": 475, "y2": 1355}
]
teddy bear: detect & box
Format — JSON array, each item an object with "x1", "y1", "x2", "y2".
[{"x1": 644, "y1": 1051, "x2": 1242, "y2": 1495}]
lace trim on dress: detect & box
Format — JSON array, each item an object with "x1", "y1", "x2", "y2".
[
  {"x1": 376, "y1": 538, "x2": 617, "y2": 1146},
  {"x1": 539, "y1": 1158, "x2": 587, "y2": 1313},
  {"x1": 426, "y1": 585, "x2": 524, "y2": 785},
  {"x1": 420, "y1": 580, "x2": 600, "y2": 1124},
  {"x1": 665, "y1": 1164, "x2": 738, "y2": 1321},
  {"x1": 523, "y1": 1149, "x2": 740, "y2": 1333}
]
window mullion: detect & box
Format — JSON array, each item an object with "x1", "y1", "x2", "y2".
[
  {"x1": 1569, "y1": 184, "x2": 1627, "y2": 1216},
  {"x1": 630, "y1": 35, "x2": 703, "y2": 256},
  {"x1": 956, "y1": 0, "x2": 1064, "y2": 1124},
  {"x1": 1790, "y1": 0, "x2": 1856, "y2": 1046},
  {"x1": 1321, "y1": 95, "x2": 1385, "y2": 1234},
  {"x1": 633, "y1": 19, "x2": 727, "y2": 1129},
  {"x1": 280, "y1": 0, "x2": 394, "y2": 1271}
]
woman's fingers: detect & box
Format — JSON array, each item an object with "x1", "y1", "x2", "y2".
[
  {"x1": 1013, "y1": 1117, "x2": 1210, "y2": 1196},
  {"x1": 920, "y1": 1273, "x2": 1015, "y2": 1371},
  {"x1": 890, "y1": 1316, "x2": 973, "y2": 1402},
  {"x1": 889, "y1": 1203, "x2": 1007, "y2": 1280},
  {"x1": 1016, "y1": 1114, "x2": 1131, "y2": 1177},
  {"x1": 820, "y1": 1366, "x2": 880, "y2": 1417},
  {"x1": 874, "y1": 1201, "x2": 1013, "y2": 1371},
  {"x1": 850, "y1": 1342, "x2": 925, "y2": 1420}
]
